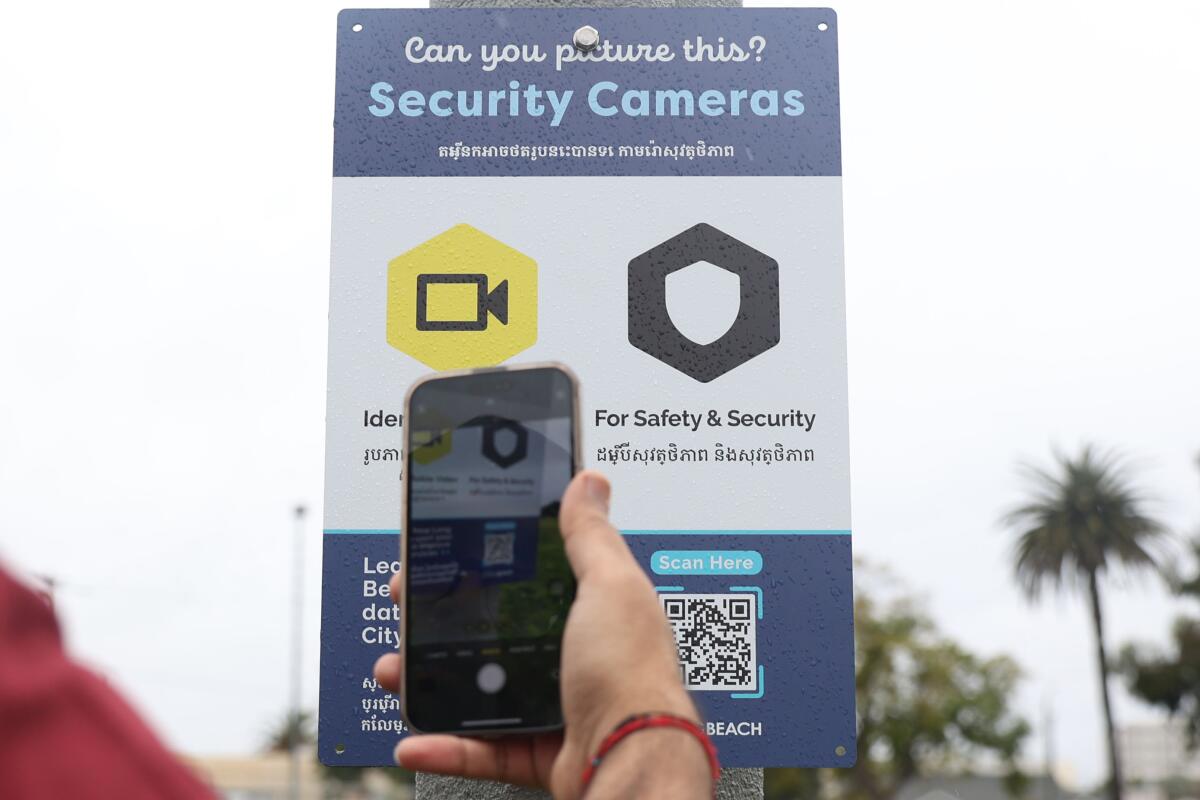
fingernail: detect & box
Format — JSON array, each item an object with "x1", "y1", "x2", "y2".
[{"x1": 584, "y1": 473, "x2": 611, "y2": 507}]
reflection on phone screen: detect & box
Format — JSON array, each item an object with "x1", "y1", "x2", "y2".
[{"x1": 405, "y1": 367, "x2": 575, "y2": 732}]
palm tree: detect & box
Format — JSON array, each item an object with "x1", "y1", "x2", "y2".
[{"x1": 1004, "y1": 446, "x2": 1167, "y2": 800}]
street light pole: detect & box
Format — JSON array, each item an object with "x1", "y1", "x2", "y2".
[
  {"x1": 289, "y1": 504, "x2": 307, "y2": 800},
  {"x1": 416, "y1": 5, "x2": 760, "y2": 800}
]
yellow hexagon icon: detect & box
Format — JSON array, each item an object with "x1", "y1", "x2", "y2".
[
  {"x1": 386, "y1": 224, "x2": 537, "y2": 369},
  {"x1": 411, "y1": 427, "x2": 453, "y2": 465}
]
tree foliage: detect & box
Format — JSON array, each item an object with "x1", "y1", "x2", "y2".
[
  {"x1": 264, "y1": 709, "x2": 315, "y2": 753},
  {"x1": 1006, "y1": 446, "x2": 1164, "y2": 600},
  {"x1": 262, "y1": 708, "x2": 414, "y2": 790},
  {"x1": 1003, "y1": 445, "x2": 1166, "y2": 800},
  {"x1": 766, "y1": 579, "x2": 1030, "y2": 800},
  {"x1": 1121, "y1": 457, "x2": 1200, "y2": 745},
  {"x1": 1120, "y1": 611, "x2": 1200, "y2": 741}
]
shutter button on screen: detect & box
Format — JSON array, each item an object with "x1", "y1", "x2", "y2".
[{"x1": 476, "y1": 663, "x2": 506, "y2": 694}]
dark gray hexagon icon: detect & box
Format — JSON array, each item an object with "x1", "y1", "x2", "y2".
[
  {"x1": 628, "y1": 223, "x2": 780, "y2": 383},
  {"x1": 481, "y1": 417, "x2": 529, "y2": 469}
]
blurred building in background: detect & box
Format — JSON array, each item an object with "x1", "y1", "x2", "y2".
[
  {"x1": 1120, "y1": 721, "x2": 1200, "y2": 783},
  {"x1": 182, "y1": 747, "x2": 414, "y2": 800},
  {"x1": 184, "y1": 750, "x2": 320, "y2": 800},
  {"x1": 1119, "y1": 721, "x2": 1200, "y2": 800},
  {"x1": 895, "y1": 774, "x2": 1085, "y2": 800}
]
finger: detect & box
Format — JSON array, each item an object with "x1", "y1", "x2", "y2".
[
  {"x1": 373, "y1": 653, "x2": 401, "y2": 692},
  {"x1": 394, "y1": 734, "x2": 550, "y2": 787},
  {"x1": 558, "y1": 470, "x2": 638, "y2": 582},
  {"x1": 389, "y1": 568, "x2": 401, "y2": 603}
]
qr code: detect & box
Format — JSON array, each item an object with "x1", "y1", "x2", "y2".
[
  {"x1": 661, "y1": 593, "x2": 757, "y2": 692},
  {"x1": 482, "y1": 532, "x2": 515, "y2": 566}
]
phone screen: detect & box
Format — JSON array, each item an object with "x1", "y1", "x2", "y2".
[{"x1": 403, "y1": 366, "x2": 576, "y2": 732}]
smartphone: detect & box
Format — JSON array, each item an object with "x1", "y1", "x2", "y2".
[{"x1": 400, "y1": 363, "x2": 581, "y2": 735}]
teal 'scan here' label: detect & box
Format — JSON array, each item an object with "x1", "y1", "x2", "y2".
[{"x1": 651, "y1": 550, "x2": 763, "y2": 575}]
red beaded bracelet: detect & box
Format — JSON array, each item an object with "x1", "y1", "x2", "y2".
[{"x1": 580, "y1": 712, "x2": 721, "y2": 797}]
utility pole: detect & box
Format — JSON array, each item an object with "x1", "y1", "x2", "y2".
[
  {"x1": 289, "y1": 504, "x2": 307, "y2": 800},
  {"x1": 1043, "y1": 694, "x2": 1056, "y2": 800},
  {"x1": 418, "y1": 5, "x2": 761, "y2": 799}
]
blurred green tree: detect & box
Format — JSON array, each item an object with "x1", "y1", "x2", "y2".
[
  {"x1": 766, "y1": 581, "x2": 1030, "y2": 800},
  {"x1": 264, "y1": 709, "x2": 315, "y2": 753},
  {"x1": 262, "y1": 709, "x2": 414, "y2": 792},
  {"x1": 1004, "y1": 446, "x2": 1167, "y2": 800},
  {"x1": 1120, "y1": 457, "x2": 1200, "y2": 746}
]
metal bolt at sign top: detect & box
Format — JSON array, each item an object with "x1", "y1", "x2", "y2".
[{"x1": 573, "y1": 25, "x2": 599, "y2": 53}]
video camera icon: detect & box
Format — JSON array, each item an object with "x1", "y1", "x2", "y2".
[
  {"x1": 415, "y1": 273, "x2": 509, "y2": 332},
  {"x1": 386, "y1": 224, "x2": 537, "y2": 370}
]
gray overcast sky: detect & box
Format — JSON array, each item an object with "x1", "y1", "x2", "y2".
[{"x1": 1, "y1": 0, "x2": 1198, "y2": 790}]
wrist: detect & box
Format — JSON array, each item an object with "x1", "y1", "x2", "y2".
[
  {"x1": 580, "y1": 689, "x2": 698, "y2": 758},
  {"x1": 584, "y1": 726, "x2": 714, "y2": 800}
]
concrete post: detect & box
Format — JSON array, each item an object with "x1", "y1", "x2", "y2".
[{"x1": 419, "y1": 0, "x2": 760, "y2": 798}]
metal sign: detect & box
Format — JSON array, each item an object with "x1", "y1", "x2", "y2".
[{"x1": 319, "y1": 7, "x2": 852, "y2": 768}]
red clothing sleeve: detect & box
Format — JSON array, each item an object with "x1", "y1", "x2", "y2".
[{"x1": 0, "y1": 567, "x2": 215, "y2": 799}]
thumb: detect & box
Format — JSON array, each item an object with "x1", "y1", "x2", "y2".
[{"x1": 558, "y1": 470, "x2": 636, "y2": 583}]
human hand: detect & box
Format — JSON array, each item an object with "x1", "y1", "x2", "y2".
[{"x1": 372, "y1": 470, "x2": 711, "y2": 799}]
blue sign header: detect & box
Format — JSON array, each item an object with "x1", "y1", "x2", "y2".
[{"x1": 334, "y1": 8, "x2": 840, "y2": 177}]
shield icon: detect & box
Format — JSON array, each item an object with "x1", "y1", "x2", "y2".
[
  {"x1": 665, "y1": 261, "x2": 742, "y2": 347},
  {"x1": 628, "y1": 224, "x2": 780, "y2": 383},
  {"x1": 481, "y1": 417, "x2": 528, "y2": 469}
]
